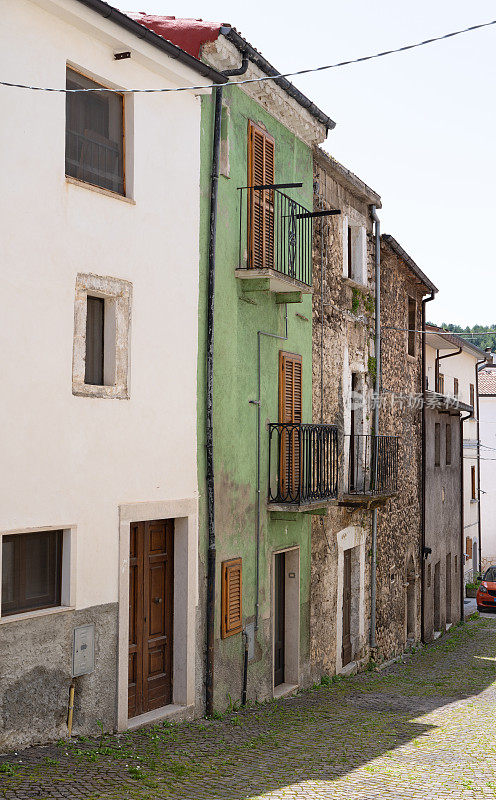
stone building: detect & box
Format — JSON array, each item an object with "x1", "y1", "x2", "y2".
[
  {"x1": 310, "y1": 149, "x2": 391, "y2": 677},
  {"x1": 375, "y1": 236, "x2": 437, "y2": 659},
  {"x1": 422, "y1": 330, "x2": 476, "y2": 639}
]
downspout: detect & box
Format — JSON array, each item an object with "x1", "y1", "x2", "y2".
[
  {"x1": 460, "y1": 411, "x2": 472, "y2": 621},
  {"x1": 475, "y1": 356, "x2": 486, "y2": 575},
  {"x1": 420, "y1": 291, "x2": 435, "y2": 643},
  {"x1": 205, "y1": 54, "x2": 248, "y2": 717},
  {"x1": 369, "y1": 205, "x2": 380, "y2": 650}
]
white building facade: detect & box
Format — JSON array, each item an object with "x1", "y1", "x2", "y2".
[{"x1": 0, "y1": 0, "x2": 224, "y2": 749}]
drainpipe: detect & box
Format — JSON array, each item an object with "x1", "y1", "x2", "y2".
[
  {"x1": 460, "y1": 411, "x2": 471, "y2": 621},
  {"x1": 205, "y1": 54, "x2": 248, "y2": 718},
  {"x1": 475, "y1": 356, "x2": 486, "y2": 576},
  {"x1": 420, "y1": 291, "x2": 436, "y2": 643},
  {"x1": 369, "y1": 205, "x2": 380, "y2": 650}
]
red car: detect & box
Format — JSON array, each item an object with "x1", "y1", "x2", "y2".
[{"x1": 477, "y1": 566, "x2": 496, "y2": 611}]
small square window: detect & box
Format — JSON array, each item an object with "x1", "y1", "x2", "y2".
[
  {"x1": 1, "y1": 531, "x2": 62, "y2": 616},
  {"x1": 66, "y1": 67, "x2": 124, "y2": 195},
  {"x1": 72, "y1": 273, "x2": 131, "y2": 399}
]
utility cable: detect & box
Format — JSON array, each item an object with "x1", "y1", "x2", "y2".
[{"x1": 1, "y1": 18, "x2": 495, "y2": 93}]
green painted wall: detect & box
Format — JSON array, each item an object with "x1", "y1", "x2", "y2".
[{"x1": 197, "y1": 84, "x2": 315, "y2": 708}]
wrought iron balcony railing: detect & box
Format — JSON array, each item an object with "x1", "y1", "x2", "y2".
[
  {"x1": 238, "y1": 185, "x2": 314, "y2": 287},
  {"x1": 345, "y1": 434, "x2": 399, "y2": 496},
  {"x1": 268, "y1": 423, "x2": 339, "y2": 506}
]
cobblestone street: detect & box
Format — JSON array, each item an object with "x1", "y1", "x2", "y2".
[{"x1": 1, "y1": 615, "x2": 496, "y2": 800}]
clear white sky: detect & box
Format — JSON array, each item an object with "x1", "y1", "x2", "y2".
[{"x1": 117, "y1": 0, "x2": 496, "y2": 326}]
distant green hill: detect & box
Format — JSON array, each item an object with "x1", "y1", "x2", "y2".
[{"x1": 429, "y1": 323, "x2": 496, "y2": 352}]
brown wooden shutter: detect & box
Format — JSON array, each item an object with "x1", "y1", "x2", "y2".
[
  {"x1": 466, "y1": 536, "x2": 473, "y2": 559},
  {"x1": 221, "y1": 558, "x2": 242, "y2": 638},
  {"x1": 279, "y1": 351, "x2": 303, "y2": 497},
  {"x1": 471, "y1": 466, "x2": 476, "y2": 500},
  {"x1": 248, "y1": 121, "x2": 275, "y2": 270}
]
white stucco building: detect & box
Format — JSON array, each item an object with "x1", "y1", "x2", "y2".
[
  {"x1": 0, "y1": 0, "x2": 225, "y2": 748},
  {"x1": 425, "y1": 327, "x2": 486, "y2": 582},
  {"x1": 479, "y1": 364, "x2": 496, "y2": 571}
]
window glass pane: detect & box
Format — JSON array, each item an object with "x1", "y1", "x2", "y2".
[
  {"x1": 66, "y1": 68, "x2": 124, "y2": 194},
  {"x1": 1, "y1": 531, "x2": 62, "y2": 616},
  {"x1": 1, "y1": 539, "x2": 15, "y2": 606},
  {"x1": 24, "y1": 534, "x2": 50, "y2": 600}
]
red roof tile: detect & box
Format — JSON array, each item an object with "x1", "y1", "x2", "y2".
[
  {"x1": 479, "y1": 368, "x2": 496, "y2": 395},
  {"x1": 128, "y1": 14, "x2": 222, "y2": 58}
]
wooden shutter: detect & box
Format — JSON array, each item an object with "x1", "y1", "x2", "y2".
[
  {"x1": 471, "y1": 466, "x2": 476, "y2": 500},
  {"x1": 248, "y1": 121, "x2": 275, "y2": 270},
  {"x1": 466, "y1": 536, "x2": 473, "y2": 559},
  {"x1": 279, "y1": 351, "x2": 303, "y2": 498},
  {"x1": 221, "y1": 558, "x2": 242, "y2": 638}
]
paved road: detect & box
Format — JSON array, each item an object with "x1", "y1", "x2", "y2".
[{"x1": 1, "y1": 614, "x2": 496, "y2": 799}]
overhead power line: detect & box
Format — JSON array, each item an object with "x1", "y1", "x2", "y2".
[{"x1": 0, "y1": 18, "x2": 495, "y2": 94}]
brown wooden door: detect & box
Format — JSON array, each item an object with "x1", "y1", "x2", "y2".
[
  {"x1": 274, "y1": 552, "x2": 285, "y2": 687},
  {"x1": 279, "y1": 351, "x2": 302, "y2": 499},
  {"x1": 128, "y1": 520, "x2": 173, "y2": 719},
  {"x1": 342, "y1": 549, "x2": 352, "y2": 666}
]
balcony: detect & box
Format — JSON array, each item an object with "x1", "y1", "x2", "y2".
[
  {"x1": 235, "y1": 184, "x2": 314, "y2": 299},
  {"x1": 341, "y1": 434, "x2": 399, "y2": 508},
  {"x1": 268, "y1": 423, "x2": 339, "y2": 511}
]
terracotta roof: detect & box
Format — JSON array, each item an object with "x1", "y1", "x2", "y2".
[
  {"x1": 479, "y1": 368, "x2": 496, "y2": 395},
  {"x1": 128, "y1": 15, "x2": 223, "y2": 59}
]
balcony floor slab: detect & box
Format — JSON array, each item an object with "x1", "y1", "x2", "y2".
[{"x1": 235, "y1": 268, "x2": 313, "y2": 295}]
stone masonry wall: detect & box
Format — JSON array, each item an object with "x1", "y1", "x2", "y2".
[
  {"x1": 375, "y1": 242, "x2": 425, "y2": 660},
  {"x1": 310, "y1": 150, "x2": 376, "y2": 678}
]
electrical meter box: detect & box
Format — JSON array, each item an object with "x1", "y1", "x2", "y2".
[{"x1": 72, "y1": 624, "x2": 95, "y2": 677}]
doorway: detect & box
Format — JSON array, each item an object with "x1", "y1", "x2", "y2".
[
  {"x1": 342, "y1": 548, "x2": 352, "y2": 666},
  {"x1": 128, "y1": 519, "x2": 174, "y2": 719},
  {"x1": 433, "y1": 561, "x2": 441, "y2": 632},
  {"x1": 274, "y1": 552, "x2": 285, "y2": 687},
  {"x1": 406, "y1": 557, "x2": 416, "y2": 641},
  {"x1": 446, "y1": 553, "x2": 452, "y2": 624}
]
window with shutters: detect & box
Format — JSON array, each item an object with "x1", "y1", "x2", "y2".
[
  {"x1": 221, "y1": 558, "x2": 242, "y2": 638},
  {"x1": 343, "y1": 218, "x2": 367, "y2": 285},
  {"x1": 466, "y1": 536, "x2": 473, "y2": 559},
  {"x1": 471, "y1": 466, "x2": 477, "y2": 500},
  {"x1": 279, "y1": 351, "x2": 303, "y2": 498},
  {"x1": 453, "y1": 377, "x2": 459, "y2": 397},
  {"x1": 72, "y1": 273, "x2": 131, "y2": 399},
  {"x1": 470, "y1": 383, "x2": 475, "y2": 414},
  {"x1": 247, "y1": 120, "x2": 275, "y2": 270},
  {"x1": 437, "y1": 373, "x2": 444, "y2": 394},
  {"x1": 66, "y1": 67, "x2": 125, "y2": 195}
]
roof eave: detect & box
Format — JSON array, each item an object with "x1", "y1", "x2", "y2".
[
  {"x1": 381, "y1": 234, "x2": 438, "y2": 295},
  {"x1": 223, "y1": 27, "x2": 335, "y2": 132},
  {"x1": 75, "y1": 0, "x2": 228, "y2": 84}
]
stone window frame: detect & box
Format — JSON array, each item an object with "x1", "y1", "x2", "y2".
[
  {"x1": 72, "y1": 273, "x2": 132, "y2": 399},
  {"x1": 342, "y1": 212, "x2": 367, "y2": 287}
]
